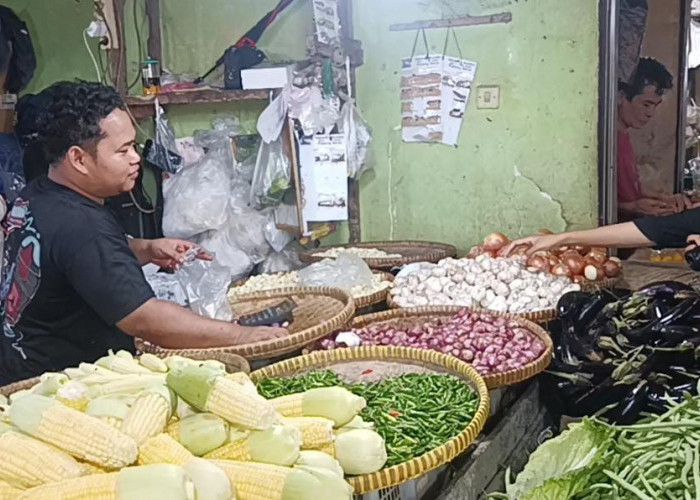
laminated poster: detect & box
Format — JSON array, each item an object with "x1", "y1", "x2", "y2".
[
  {"x1": 441, "y1": 56, "x2": 477, "y2": 147},
  {"x1": 299, "y1": 134, "x2": 349, "y2": 224}
]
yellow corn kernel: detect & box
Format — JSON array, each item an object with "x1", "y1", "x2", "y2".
[
  {"x1": 19, "y1": 464, "x2": 196, "y2": 500},
  {"x1": 120, "y1": 392, "x2": 170, "y2": 445},
  {"x1": 137, "y1": 434, "x2": 192, "y2": 466},
  {"x1": 55, "y1": 381, "x2": 89, "y2": 412},
  {"x1": 283, "y1": 417, "x2": 335, "y2": 449},
  {"x1": 203, "y1": 439, "x2": 251, "y2": 461},
  {"x1": 77, "y1": 461, "x2": 109, "y2": 476},
  {"x1": 10, "y1": 395, "x2": 138, "y2": 469},
  {"x1": 270, "y1": 393, "x2": 303, "y2": 418},
  {"x1": 316, "y1": 442, "x2": 336, "y2": 457},
  {"x1": 99, "y1": 416, "x2": 123, "y2": 430},
  {"x1": 0, "y1": 480, "x2": 20, "y2": 500},
  {"x1": 211, "y1": 460, "x2": 290, "y2": 499},
  {"x1": 0, "y1": 431, "x2": 83, "y2": 489}
]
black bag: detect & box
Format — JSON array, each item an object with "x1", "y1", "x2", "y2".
[
  {"x1": 0, "y1": 6, "x2": 36, "y2": 93},
  {"x1": 224, "y1": 44, "x2": 266, "y2": 90},
  {"x1": 685, "y1": 246, "x2": 700, "y2": 272}
]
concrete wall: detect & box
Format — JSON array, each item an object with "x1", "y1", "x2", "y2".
[{"x1": 3, "y1": 0, "x2": 600, "y2": 251}]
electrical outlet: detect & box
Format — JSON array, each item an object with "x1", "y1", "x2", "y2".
[{"x1": 477, "y1": 85, "x2": 500, "y2": 109}]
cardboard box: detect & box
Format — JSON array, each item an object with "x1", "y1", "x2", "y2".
[{"x1": 241, "y1": 64, "x2": 292, "y2": 90}]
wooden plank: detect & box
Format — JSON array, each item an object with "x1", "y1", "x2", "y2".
[
  {"x1": 145, "y1": 0, "x2": 162, "y2": 62},
  {"x1": 109, "y1": 0, "x2": 128, "y2": 94},
  {"x1": 389, "y1": 13, "x2": 512, "y2": 32}
]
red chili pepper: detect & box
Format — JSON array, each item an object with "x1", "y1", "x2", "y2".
[
  {"x1": 361, "y1": 369, "x2": 373, "y2": 375},
  {"x1": 388, "y1": 410, "x2": 401, "y2": 418}
]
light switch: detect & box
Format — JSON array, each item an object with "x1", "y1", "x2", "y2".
[{"x1": 477, "y1": 85, "x2": 500, "y2": 109}]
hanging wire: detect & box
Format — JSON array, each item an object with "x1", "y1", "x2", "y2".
[
  {"x1": 410, "y1": 28, "x2": 430, "y2": 59},
  {"x1": 83, "y1": 29, "x2": 103, "y2": 83},
  {"x1": 441, "y1": 27, "x2": 464, "y2": 60}
]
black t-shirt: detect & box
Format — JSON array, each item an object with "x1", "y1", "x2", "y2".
[
  {"x1": 634, "y1": 207, "x2": 700, "y2": 249},
  {"x1": 0, "y1": 176, "x2": 154, "y2": 384}
]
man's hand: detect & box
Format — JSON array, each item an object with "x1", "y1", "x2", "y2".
[
  {"x1": 656, "y1": 193, "x2": 691, "y2": 213},
  {"x1": 232, "y1": 325, "x2": 288, "y2": 344},
  {"x1": 148, "y1": 239, "x2": 213, "y2": 270},
  {"x1": 502, "y1": 233, "x2": 565, "y2": 257},
  {"x1": 632, "y1": 198, "x2": 676, "y2": 216}
]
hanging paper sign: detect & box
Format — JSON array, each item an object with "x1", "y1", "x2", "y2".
[
  {"x1": 441, "y1": 56, "x2": 477, "y2": 146},
  {"x1": 400, "y1": 55, "x2": 444, "y2": 143}
]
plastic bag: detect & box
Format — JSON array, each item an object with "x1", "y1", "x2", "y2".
[
  {"x1": 299, "y1": 252, "x2": 373, "y2": 290},
  {"x1": 146, "y1": 103, "x2": 183, "y2": 173},
  {"x1": 259, "y1": 248, "x2": 304, "y2": 274},
  {"x1": 250, "y1": 136, "x2": 291, "y2": 209},
  {"x1": 228, "y1": 207, "x2": 271, "y2": 264},
  {"x1": 264, "y1": 218, "x2": 293, "y2": 253},
  {"x1": 176, "y1": 258, "x2": 233, "y2": 321},
  {"x1": 162, "y1": 144, "x2": 233, "y2": 239},
  {"x1": 195, "y1": 229, "x2": 254, "y2": 282},
  {"x1": 337, "y1": 99, "x2": 372, "y2": 179},
  {"x1": 146, "y1": 271, "x2": 188, "y2": 307}
]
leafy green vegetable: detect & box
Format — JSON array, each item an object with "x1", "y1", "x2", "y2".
[{"x1": 503, "y1": 420, "x2": 611, "y2": 500}]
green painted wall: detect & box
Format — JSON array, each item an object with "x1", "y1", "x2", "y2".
[
  {"x1": 352, "y1": 0, "x2": 600, "y2": 250},
  {"x1": 3, "y1": 0, "x2": 600, "y2": 251}
]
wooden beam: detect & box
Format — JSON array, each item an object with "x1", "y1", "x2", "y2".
[
  {"x1": 107, "y1": 0, "x2": 128, "y2": 94},
  {"x1": 389, "y1": 12, "x2": 512, "y2": 32},
  {"x1": 145, "y1": 0, "x2": 162, "y2": 62}
]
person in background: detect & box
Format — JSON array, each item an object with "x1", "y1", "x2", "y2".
[
  {"x1": 503, "y1": 205, "x2": 700, "y2": 257},
  {"x1": 0, "y1": 81, "x2": 286, "y2": 384},
  {"x1": 616, "y1": 57, "x2": 690, "y2": 217}
]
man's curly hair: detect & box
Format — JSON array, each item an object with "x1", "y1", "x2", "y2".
[{"x1": 36, "y1": 81, "x2": 125, "y2": 166}]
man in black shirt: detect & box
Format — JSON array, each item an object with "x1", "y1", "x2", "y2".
[
  {"x1": 502, "y1": 208, "x2": 700, "y2": 257},
  {"x1": 0, "y1": 81, "x2": 286, "y2": 384}
]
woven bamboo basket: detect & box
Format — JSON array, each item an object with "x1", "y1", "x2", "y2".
[
  {"x1": 385, "y1": 292, "x2": 558, "y2": 324},
  {"x1": 0, "y1": 351, "x2": 250, "y2": 398},
  {"x1": 300, "y1": 241, "x2": 457, "y2": 270},
  {"x1": 136, "y1": 287, "x2": 355, "y2": 361},
  {"x1": 230, "y1": 272, "x2": 394, "y2": 310},
  {"x1": 346, "y1": 307, "x2": 552, "y2": 389},
  {"x1": 249, "y1": 346, "x2": 490, "y2": 494}
]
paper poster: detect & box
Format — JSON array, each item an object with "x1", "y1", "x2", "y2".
[
  {"x1": 401, "y1": 55, "x2": 444, "y2": 144},
  {"x1": 299, "y1": 134, "x2": 349, "y2": 224},
  {"x1": 312, "y1": 0, "x2": 342, "y2": 46},
  {"x1": 441, "y1": 56, "x2": 477, "y2": 146}
]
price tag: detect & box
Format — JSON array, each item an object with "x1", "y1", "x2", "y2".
[{"x1": 0, "y1": 94, "x2": 17, "y2": 110}]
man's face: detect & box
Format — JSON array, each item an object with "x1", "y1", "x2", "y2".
[
  {"x1": 84, "y1": 108, "x2": 141, "y2": 198},
  {"x1": 619, "y1": 85, "x2": 664, "y2": 129}
]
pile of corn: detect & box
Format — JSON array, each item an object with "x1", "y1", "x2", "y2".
[{"x1": 0, "y1": 351, "x2": 388, "y2": 500}]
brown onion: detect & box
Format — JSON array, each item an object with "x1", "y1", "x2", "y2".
[
  {"x1": 608, "y1": 256, "x2": 622, "y2": 265},
  {"x1": 602, "y1": 259, "x2": 621, "y2": 278},
  {"x1": 467, "y1": 245, "x2": 484, "y2": 259},
  {"x1": 584, "y1": 264, "x2": 604, "y2": 281},
  {"x1": 551, "y1": 263, "x2": 572, "y2": 278},
  {"x1": 548, "y1": 255, "x2": 561, "y2": 268},
  {"x1": 527, "y1": 254, "x2": 550, "y2": 273},
  {"x1": 584, "y1": 251, "x2": 606, "y2": 265},
  {"x1": 483, "y1": 232, "x2": 510, "y2": 251},
  {"x1": 574, "y1": 245, "x2": 591, "y2": 255},
  {"x1": 561, "y1": 253, "x2": 585, "y2": 276}
]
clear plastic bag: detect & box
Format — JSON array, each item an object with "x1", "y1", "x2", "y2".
[
  {"x1": 337, "y1": 99, "x2": 372, "y2": 179},
  {"x1": 264, "y1": 217, "x2": 293, "y2": 253},
  {"x1": 146, "y1": 103, "x2": 183, "y2": 173},
  {"x1": 228, "y1": 207, "x2": 271, "y2": 265},
  {"x1": 146, "y1": 272, "x2": 188, "y2": 307},
  {"x1": 162, "y1": 144, "x2": 233, "y2": 239},
  {"x1": 176, "y1": 258, "x2": 233, "y2": 321},
  {"x1": 259, "y1": 247, "x2": 304, "y2": 274},
  {"x1": 298, "y1": 252, "x2": 373, "y2": 290},
  {"x1": 250, "y1": 136, "x2": 291, "y2": 209},
  {"x1": 195, "y1": 229, "x2": 254, "y2": 282}
]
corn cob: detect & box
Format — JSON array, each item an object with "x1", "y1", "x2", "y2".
[
  {"x1": 86, "y1": 374, "x2": 166, "y2": 398},
  {"x1": 212, "y1": 460, "x2": 324, "y2": 500},
  {"x1": 55, "y1": 381, "x2": 89, "y2": 412},
  {"x1": 86, "y1": 395, "x2": 134, "y2": 431},
  {"x1": 269, "y1": 387, "x2": 366, "y2": 426},
  {"x1": 19, "y1": 464, "x2": 196, "y2": 500},
  {"x1": 138, "y1": 354, "x2": 168, "y2": 373},
  {"x1": 204, "y1": 425, "x2": 301, "y2": 466},
  {"x1": 120, "y1": 386, "x2": 172, "y2": 444},
  {"x1": 0, "y1": 430, "x2": 83, "y2": 489},
  {"x1": 138, "y1": 435, "x2": 232, "y2": 500},
  {"x1": 316, "y1": 442, "x2": 336, "y2": 457},
  {"x1": 282, "y1": 417, "x2": 335, "y2": 450},
  {"x1": 167, "y1": 365, "x2": 276, "y2": 430},
  {"x1": 77, "y1": 461, "x2": 109, "y2": 476},
  {"x1": 0, "y1": 480, "x2": 20, "y2": 500},
  {"x1": 165, "y1": 413, "x2": 228, "y2": 456},
  {"x1": 9, "y1": 394, "x2": 138, "y2": 469},
  {"x1": 30, "y1": 373, "x2": 68, "y2": 396}
]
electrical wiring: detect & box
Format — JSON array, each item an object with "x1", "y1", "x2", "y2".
[
  {"x1": 83, "y1": 29, "x2": 104, "y2": 83},
  {"x1": 127, "y1": 0, "x2": 146, "y2": 91}
]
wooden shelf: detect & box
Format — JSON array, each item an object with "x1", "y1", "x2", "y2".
[{"x1": 125, "y1": 88, "x2": 273, "y2": 119}]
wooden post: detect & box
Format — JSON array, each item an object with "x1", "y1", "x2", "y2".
[
  {"x1": 108, "y1": 0, "x2": 128, "y2": 94},
  {"x1": 145, "y1": 0, "x2": 162, "y2": 62}
]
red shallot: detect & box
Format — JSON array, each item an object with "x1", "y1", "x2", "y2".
[{"x1": 483, "y1": 233, "x2": 510, "y2": 252}]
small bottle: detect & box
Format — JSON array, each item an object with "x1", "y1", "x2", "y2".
[{"x1": 141, "y1": 58, "x2": 161, "y2": 95}]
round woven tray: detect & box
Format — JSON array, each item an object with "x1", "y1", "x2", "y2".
[
  {"x1": 249, "y1": 346, "x2": 490, "y2": 494},
  {"x1": 230, "y1": 272, "x2": 394, "y2": 310},
  {"x1": 300, "y1": 241, "x2": 457, "y2": 270},
  {"x1": 385, "y1": 293, "x2": 557, "y2": 324},
  {"x1": 136, "y1": 287, "x2": 355, "y2": 361},
  {"x1": 348, "y1": 307, "x2": 553, "y2": 389},
  {"x1": 0, "y1": 351, "x2": 251, "y2": 398}
]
